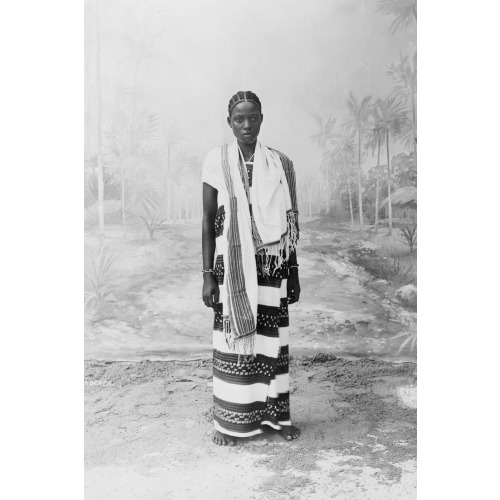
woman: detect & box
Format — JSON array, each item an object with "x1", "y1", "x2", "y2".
[{"x1": 201, "y1": 91, "x2": 301, "y2": 446}]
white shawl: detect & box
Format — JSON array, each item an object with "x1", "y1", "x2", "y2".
[{"x1": 219, "y1": 140, "x2": 298, "y2": 356}]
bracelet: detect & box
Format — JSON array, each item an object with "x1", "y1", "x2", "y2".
[
  {"x1": 202, "y1": 268, "x2": 214, "y2": 274},
  {"x1": 289, "y1": 264, "x2": 299, "y2": 268}
]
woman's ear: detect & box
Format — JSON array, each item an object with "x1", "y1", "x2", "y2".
[{"x1": 227, "y1": 116, "x2": 232, "y2": 128}]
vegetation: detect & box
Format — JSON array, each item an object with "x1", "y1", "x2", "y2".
[
  {"x1": 84, "y1": 4, "x2": 203, "y2": 242},
  {"x1": 140, "y1": 204, "x2": 168, "y2": 240},
  {"x1": 344, "y1": 93, "x2": 372, "y2": 232},
  {"x1": 84, "y1": 245, "x2": 118, "y2": 313},
  {"x1": 376, "y1": 0, "x2": 417, "y2": 35},
  {"x1": 308, "y1": 3, "x2": 417, "y2": 234},
  {"x1": 348, "y1": 243, "x2": 414, "y2": 286},
  {"x1": 391, "y1": 328, "x2": 417, "y2": 355},
  {"x1": 95, "y1": 0, "x2": 104, "y2": 240},
  {"x1": 399, "y1": 223, "x2": 417, "y2": 253}
]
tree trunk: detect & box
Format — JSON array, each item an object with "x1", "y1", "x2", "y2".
[
  {"x1": 357, "y1": 130, "x2": 364, "y2": 231},
  {"x1": 386, "y1": 131, "x2": 393, "y2": 236},
  {"x1": 121, "y1": 157, "x2": 126, "y2": 239},
  {"x1": 129, "y1": 52, "x2": 141, "y2": 157},
  {"x1": 375, "y1": 138, "x2": 381, "y2": 235},
  {"x1": 166, "y1": 144, "x2": 171, "y2": 221},
  {"x1": 177, "y1": 188, "x2": 182, "y2": 221},
  {"x1": 347, "y1": 165, "x2": 354, "y2": 226},
  {"x1": 84, "y1": 39, "x2": 91, "y2": 158},
  {"x1": 325, "y1": 161, "x2": 330, "y2": 213},
  {"x1": 412, "y1": 90, "x2": 417, "y2": 167},
  {"x1": 95, "y1": 0, "x2": 105, "y2": 240}
]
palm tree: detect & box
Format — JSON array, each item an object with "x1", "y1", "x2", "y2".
[
  {"x1": 95, "y1": 0, "x2": 105, "y2": 240},
  {"x1": 179, "y1": 154, "x2": 202, "y2": 221},
  {"x1": 119, "y1": 15, "x2": 167, "y2": 161},
  {"x1": 299, "y1": 174, "x2": 320, "y2": 219},
  {"x1": 344, "y1": 92, "x2": 372, "y2": 231},
  {"x1": 84, "y1": 3, "x2": 95, "y2": 158},
  {"x1": 387, "y1": 52, "x2": 417, "y2": 165},
  {"x1": 105, "y1": 105, "x2": 129, "y2": 238},
  {"x1": 376, "y1": 0, "x2": 417, "y2": 35},
  {"x1": 332, "y1": 128, "x2": 356, "y2": 226},
  {"x1": 373, "y1": 96, "x2": 407, "y2": 235},
  {"x1": 165, "y1": 149, "x2": 190, "y2": 222},
  {"x1": 365, "y1": 113, "x2": 384, "y2": 234},
  {"x1": 106, "y1": 102, "x2": 159, "y2": 238},
  {"x1": 309, "y1": 113, "x2": 336, "y2": 212},
  {"x1": 162, "y1": 122, "x2": 185, "y2": 221}
]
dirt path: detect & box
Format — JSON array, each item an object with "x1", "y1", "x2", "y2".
[
  {"x1": 85, "y1": 356, "x2": 416, "y2": 499},
  {"x1": 85, "y1": 222, "x2": 416, "y2": 362}
]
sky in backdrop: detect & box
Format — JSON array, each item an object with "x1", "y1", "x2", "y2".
[{"x1": 89, "y1": 0, "x2": 416, "y2": 177}]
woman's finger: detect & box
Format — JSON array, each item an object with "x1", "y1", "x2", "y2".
[{"x1": 203, "y1": 294, "x2": 211, "y2": 308}]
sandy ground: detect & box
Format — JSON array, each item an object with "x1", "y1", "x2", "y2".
[{"x1": 85, "y1": 355, "x2": 416, "y2": 499}]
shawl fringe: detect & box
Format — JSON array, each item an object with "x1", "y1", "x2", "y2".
[
  {"x1": 223, "y1": 315, "x2": 256, "y2": 362},
  {"x1": 256, "y1": 211, "x2": 299, "y2": 279}
]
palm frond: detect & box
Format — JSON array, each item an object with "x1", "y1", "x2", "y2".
[
  {"x1": 396, "y1": 334, "x2": 414, "y2": 355},
  {"x1": 309, "y1": 113, "x2": 337, "y2": 150},
  {"x1": 376, "y1": 0, "x2": 417, "y2": 35}
]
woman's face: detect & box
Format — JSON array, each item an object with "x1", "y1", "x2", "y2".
[{"x1": 227, "y1": 101, "x2": 263, "y2": 146}]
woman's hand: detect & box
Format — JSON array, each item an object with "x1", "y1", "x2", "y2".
[
  {"x1": 202, "y1": 273, "x2": 220, "y2": 308},
  {"x1": 287, "y1": 268, "x2": 301, "y2": 304}
]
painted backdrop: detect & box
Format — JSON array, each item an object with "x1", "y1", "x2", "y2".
[{"x1": 84, "y1": 0, "x2": 417, "y2": 362}]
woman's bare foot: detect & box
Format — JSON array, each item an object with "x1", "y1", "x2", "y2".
[
  {"x1": 280, "y1": 425, "x2": 300, "y2": 441},
  {"x1": 212, "y1": 430, "x2": 236, "y2": 446}
]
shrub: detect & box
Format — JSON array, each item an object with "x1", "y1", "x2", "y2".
[
  {"x1": 399, "y1": 223, "x2": 417, "y2": 253},
  {"x1": 391, "y1": 329, "x2": 417, "y2": 354},
  {"x1": 348, "y1": 242, "x2": 413, "y2": 285},
  {"x1": 84, "y1": 244, "x2": 118, "y2": 313},
  {"x1": 139, "y1": 203, "x2": 168, "y2": 240}
]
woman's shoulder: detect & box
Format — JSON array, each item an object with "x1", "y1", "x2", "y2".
[
  {"x1": 267, "y1": 146, "x2": 294, "y2": 171},
  {"x1": 203, "y1": 145, "x2": 223, "y2": 163},
  {"x1": 202, "y1": 146, "x2": 225, "y2": 191}
]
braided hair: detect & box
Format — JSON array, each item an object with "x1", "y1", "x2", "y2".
[{"x1": 227, "y1": 91, "x2": 262, "y2": 117}]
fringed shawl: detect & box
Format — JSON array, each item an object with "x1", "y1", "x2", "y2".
[{"x1": 216, "y1": 140, "x2": 299, "y2": 356}]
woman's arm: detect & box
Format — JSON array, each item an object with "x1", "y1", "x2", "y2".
[
  {"x1": 282, "y1": 156, "x2": 300, "y2": 304},
  {"x1": 202, "y1": 183, "x2": 219, "y2": 308}
]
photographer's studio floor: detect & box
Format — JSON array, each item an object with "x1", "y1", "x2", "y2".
[{"x1": 85, "y1": 355, "x2": 416, "y2": 500}]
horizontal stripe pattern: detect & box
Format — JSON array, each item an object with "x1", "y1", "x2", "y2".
[
  {"x1": 214, "y1": 420, "x2": 263, "y2": 437},
  {"x1": 212, "y1": 250, "x2": 292, "y2": 436}
]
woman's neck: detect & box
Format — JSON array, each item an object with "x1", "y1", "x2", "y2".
[{"x1": 237, "y1": 140, "x2": 257, "y2": 162}]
